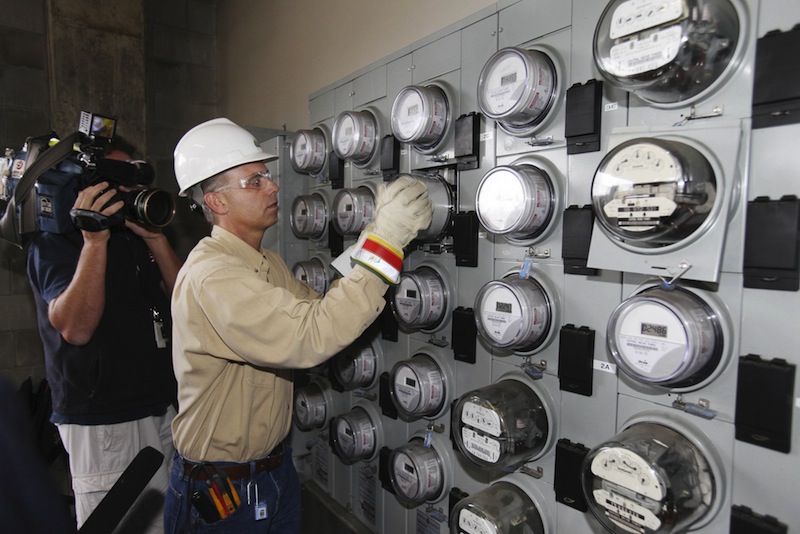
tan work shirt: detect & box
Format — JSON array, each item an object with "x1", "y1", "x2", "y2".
[{"x1": 171, "y1": 226, "x2": 387, "y2": 462}]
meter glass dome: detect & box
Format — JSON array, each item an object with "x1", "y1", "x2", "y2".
[
  {"x1": 333, "y1": 341, "x2": 378, "y2": 391},
  {"x1": 292, "y1": 257, "x2": 329, "y2": 294},
  {"x1": 591, "y1": 138, "x2": 717, "y2": 248},
  {"x1": 390, "y1": 354, "x2": 447, "y2": 420},
  {"x1": 593, "y1": 0, "x2": 741, "y2": 104},
  {"x1": 293, "y1": 380, "x2": 329, "y2": 431},
  {"x1": 608, "y1": 286, "x2": 723, "y2": 388},
  {"x1": 332, "y1": 187, "x2": 375, "y2": 235},
  {"x1": 332, "y1": 110, "x2": 377, "y2": 164},
  {"x1": 393, "y1": 266, "x2": 448, "y2": 331},
  {"x1": 474, "y1": 275, "x2": 553, "y2": 352},
  {"x1": 453, "y1": 380, "x2": 549, "y2": 469},
  {"x1": 477, "y1": 47, "x2": 558, "y2": 135},
  {"x1": 582, "y1": 422, "x2": 717, "y2": 533},
  {"x1": 290, "y1": 193, "x2": 328, "y2": 240},
  {"x1": 330, "y1": 406, "x2": 378, "y2": 465},
  {"x1": 389, "y1": 438, "x2": 445, "y2": 506},
  {"x1": 391, "y1": 85, "x2": 449, "y2": 149},
  {"x1": 476, "y1": 164, "x2": 555, "y2": 243},
  {"x1": 290, "y1": 128, "x2": 327, "y2": 175},
  {"x1": 451, "y1": 481, "x2": 545, "y2": 534}
]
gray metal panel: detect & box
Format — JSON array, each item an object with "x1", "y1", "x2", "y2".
[
  {"x1": 497, "y1": 0, "x2": 571, "y2": 48},
  {"x1": 460, "y1": 13, "x2": 498, "y2": 114},
  {"x1": 758, "y1": 0, "x2": 800, "y2": 34},
  {"x1": 334, "y1": 82, "x2": 354, "y2": 115},
  {"x1": 353, "y1": 65, "x2": 387, "y2": 108},
  {"x1": 310, "y1": 90, "x2": 336, "y2": 124},
  {"x1": 411, "y1": 31, "x2": 461, "y2": 83}
]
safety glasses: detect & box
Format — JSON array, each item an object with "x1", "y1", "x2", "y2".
[{"x1": 217, "y1": 170, "x2": 273, "y2": 191}]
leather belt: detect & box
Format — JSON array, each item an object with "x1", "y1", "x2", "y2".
[{"x1": 182, "y1": 443, "x2": 284, "y2": 480}]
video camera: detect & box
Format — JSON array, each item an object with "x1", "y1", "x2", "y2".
[{"x1": 0, "y1": 111, "x2": 176, "y2": 247}]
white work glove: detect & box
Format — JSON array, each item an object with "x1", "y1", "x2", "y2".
[{"x1": 350, "y1": 176, "x2": 434, "y2": 284}]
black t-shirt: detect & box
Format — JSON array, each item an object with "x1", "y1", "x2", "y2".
[{"x1": 26, "y1": 227, "x2": 176, "y2": 424}]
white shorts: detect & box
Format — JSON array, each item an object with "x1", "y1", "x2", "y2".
[{"x1": 57, "y1": 405, "x2": 176, "y2": 533}]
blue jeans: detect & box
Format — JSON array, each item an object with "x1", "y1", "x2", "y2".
[{"x1": 163, "y1": 447, "x2": 301, "y2": 533}]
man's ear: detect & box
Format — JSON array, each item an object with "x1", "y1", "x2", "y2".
[{"x1": 205, "y1": 191, "x2": 228, "y2": 216}]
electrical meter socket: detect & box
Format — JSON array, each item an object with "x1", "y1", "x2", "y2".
[
  {"x1": 292, "y1": 256, "x2": 330, "y2": 295},
  {"x1": 408, "y1": 174, "x2": 454, "y2": 242},
  {"x1": 582, "y1": 412, "x2": 725, "y2": 533},
  {"x1": 391, "y1": 84, "x2": 451, "y2": 152},
  {"x1": 452, "y1": 374, "x2": 555, "y2": 470},
  {"x1": 290, "y1": 127, "x2": 328, "y2": 176},
  {"x1": 389, "y1": 350, "x2": 453, "y2": 421},
  {"x1": 392, "y1": 263, "x2": 453, "y2": 333},
  {"x1": 331, "y1": 184, "x2": 376, "y2": 236},
  {"x1": 593, "y1": 0, "x2": 746, "y2": 106},
  {"x1": 592, "y1": 137, "x2": 719, "y2": 249},
  {"x1": 332, "y1": 109, "x2": 379, "y2": 166},
  {"x1": 329, "y1": 403, "x2": 383, "y2": 465},
  {"x1": 332, "y1": 335, "x2": 382, "y2": 391},
  {"x1": 475, "y1": 157, "x2": 562, "y2": 245},
  {"x1": 450, "y1": 474, "x2": 553, "y2": 534},
  {"x1": 388, "y1": 433, "x2": 453, "y2": 507},
  {"x1": 290, "y1": 192, "x2": 329, "y2": 241},
  {"x1": 474, "y1": 269, "x2": 559, "y2": 354},
  {"x1": 293, "y1": 377, "x2": 334, "y2": 432},
  {"x1": 477, "y1": 46, "x2": 562, "y2": 136},
  {"x1": 608, "y1": 282, "x2": 731, "y2": 391}
]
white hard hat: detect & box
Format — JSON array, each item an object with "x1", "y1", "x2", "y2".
[{"x1": 173, "y1": 118, "x2": 278, "y2": 197}]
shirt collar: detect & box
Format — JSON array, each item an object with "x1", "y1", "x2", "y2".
[{"x1": 210, "y1": 225, "x2": 267, "y2": 271}]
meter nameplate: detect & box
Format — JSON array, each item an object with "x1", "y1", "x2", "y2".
[
  {"x1": 459, "y1": 509, "x2": 499, "y2": 534},
  {"x1": 396, "y1": 277, "x2": 424, "y2": 323},
  {"x1": 392, "y1": 451, "x2": 420, "y2": 498},
  {"x1": 352, "y1": 347, "x2": 376, "y2": 384},
  {"x1": 462, "y1": 428, "x2": 501, "y2": 463},
  {"x1": 609, "y1": 0, "x2": 684, "y2": 39},
  {"x1": 592, "y1": 488, "x2": 662, "y2": 532},
  {"x1": 479, "y1": 285, "x2": 524, "y2": 345},
  {"x1": 591, "y1": 447, "x2": 666, "y2": 500},
  {"x1": 608, "y1": 25, "x2": 682, "y2": 77},
  {"x1": 394, "y1": 366, "x2": 422, "y2": 411},
  {"x1": 616, "y1": 301, "x2": 688, "y2": 377},
  {"x1": 484, "y1": 54, "x2": 527, "y2": 114},
  {"x1": 462, "y1": 401, "x2": 502, "y2": 436}
]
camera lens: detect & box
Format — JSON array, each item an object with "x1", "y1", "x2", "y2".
[{"x1": 125, "y1": 188, "x2": 176, "y2": 227}]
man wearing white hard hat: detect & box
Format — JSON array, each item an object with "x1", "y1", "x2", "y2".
[{"x1": 164, "y1": 118, "x2": 433, "y2": 533}]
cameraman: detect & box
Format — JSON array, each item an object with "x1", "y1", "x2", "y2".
[{"x1": 26, "y1": 137, "x2": 182, "y2": 533}]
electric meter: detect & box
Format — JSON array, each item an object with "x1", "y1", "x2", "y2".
[
  {"x1": 608, "y1": 285, "x2": 723, "y2": 388},
  {"x1": 591, "y1": 138, "x2": 717, "y2": 248},
  {"x1": 582, "y1": 421, "x2": 718, "y2": 533},
  {"x1": 477, "y1": 47, "x2": 558, "y2": 136},
  {"x1": 475, "y1": 164, "x2": 556, "y2": 243},
  {"x1": 393, "y1": 266, "x2": 449, "y2": 331},
  {"x1": 332, "y1": 340, "x2": 378, "y2": 391},
  {"x1": 389, "y1": 436, "x2": 451, "y2": 506},
  {"x1": 292, "y1": 257, "x2": 329, "y2": 294},
  {"x1": 290, "y1": 193, "x2": 328, "y2": 241},
  {"x1": 330, "y1": 404, "x2": 382, "y2": 465},
  {"x1": 450, "y1": 480, "x2": 546, "y2": 534},
  {"x1": 474, "y1": 274, "x2": 554, "y2": 353},
  {"x1": 389, "y1": 353, "x2": 449, "y2": 420},
  {"x1": 332, "y1": 110, "x2": 378, "y2": 165},
  {"x1": 408, "y1": 174, "x2": 454, "y2": 242},
  {"x1": 331, "y1": 186, "x2": 375, "y2": 235},
  {"x1": 453, "y1": 379, "x2": 550, "y2": 469},
  {"x1": 593, "y1": 0, "x2": 742, "y2": 105},
  {"x1": 293, "y1": 378, "x2": 332, "y2": 432},
  {"x1": 290, "y1": 128, "x2": 327, "y2": 175},
  {"x1": 391, "y1": 85, "x2": 449, "y2": 150}
]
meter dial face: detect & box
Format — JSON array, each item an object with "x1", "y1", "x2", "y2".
[
  {"x1": 332, "y1": 407, "x2": 377, "y2": 464},
  {"x1": 390, "y1": 85, "x2": 449, "y2": 149},
  {"x1": 290, "y1": 128, "x2": 327, "y2": 175},
  {"x1": 389, "y1": 438, "x2": 444, "y2": 505},
  {"x1": 608, "y1": 286, "x2": 723, "y2": 388},
  {"x1": 453, "y1": 380, "x2": 549, "y2": 469},
  {"x1": 477, "y1": 47, "x2": 558, "y2": 135},
  {"x1": 390, "y1": 354, "x2": 446, "y2": 419},
  {"x1": 393, "y1": 266, "x2": 448, "y2": 331},
  {"x1": 583, "y1": 422, "x2": 717, "y2": 533},
  {"x1": 332, "y1": 187, "x2": 375, "y2": 235},
  {"x1": 292, "y1": 257, "x2": 329, "y2": 294},
  {"x1": 592, "y1": 138, "x2": 717, "y2": 248},
  {"x1": 332, "y1": 110, "x2": 377, "y2": 164},
  {"x1": 453, "y1": 481, "x2": 546, "y2": 534},
  {"x1": 474, "y1": 275, "x2": 553, "y2": 352},
  {"x1": 593, "y1": 0, "x2": 741, "y2": 104},
  {"x1": 476, "y1": 164, "x2": 555, "y2": 242},
  {"x1": 333, "y1": 342, "x2": 377, "y2": 390},
  {"x1": 293, "y1": 381, "x2": 328, "y2": 431},
  {"x1": 290, "y1": 193, "x2": 327, "y2": 240}
]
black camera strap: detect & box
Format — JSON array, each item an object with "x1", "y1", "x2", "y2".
[{"x1": 0, "y1": 131, "x2": 85, "y2": 248}]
